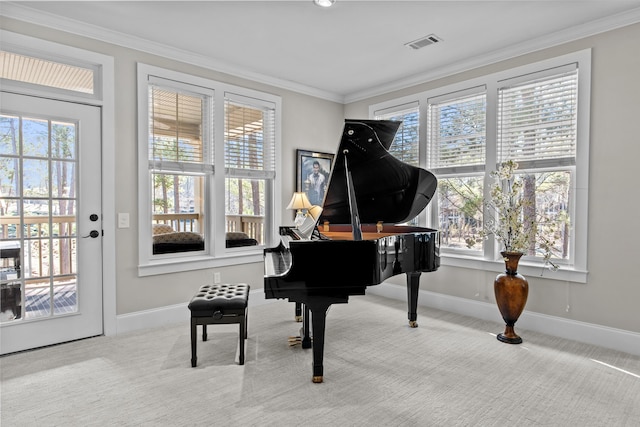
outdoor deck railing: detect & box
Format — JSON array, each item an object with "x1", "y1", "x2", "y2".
[
  {"x1": 1, "y1": 213, "x2": 264, "y2": 274},
  {"x1": 152, "y1": 213, "x2": 200, "y2": 232},
  {"x1": 1, "y1": 215, "x2": 76, "y2": 276},
  {"x1": 152, "y1": 213, "x2": 264, "y2": 243},
  {"x1": 224, "y1": 214, "x2": 264, "y2": 242}
]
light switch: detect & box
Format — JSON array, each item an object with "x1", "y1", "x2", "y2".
[{"x1": 118, "y1": 212, "x2": 130, "y2": 228}]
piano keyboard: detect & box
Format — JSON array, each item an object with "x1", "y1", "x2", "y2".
[{"x1": 264, "y1": 247, "x2": 292, "y2": 276}]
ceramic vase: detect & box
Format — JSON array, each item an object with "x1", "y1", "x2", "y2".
[{"x1": 494, "y1": 251, "x2": 528, "y2": 344}]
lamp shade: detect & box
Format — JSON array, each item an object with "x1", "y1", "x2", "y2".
[{"x1": 286, "y1": 192, "x2": 312, "y2": 210}]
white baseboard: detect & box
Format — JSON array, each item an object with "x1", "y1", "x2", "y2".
[
  {"x1": 367, "y1": 284, "x2": 640, "y2": 357},
  {"x1": 115, "y1": 289, "x2": 273, "y2": 335},
  {"x1": 116, "y1": 285, "x2": 640, "y2": 356}
]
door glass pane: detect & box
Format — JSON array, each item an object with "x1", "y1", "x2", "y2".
[
  {"x1": 23, "y1": 159, "x2": 50, "y2": 197},
  {"x1": 24, "y1": 278, "x2": 50, "y2": 319},
  {"x1": 0, "y1": 241, "x2": 21, "y2": 321},
  {"x1": 51, "y1": 238, "x2": 75, "y2": 276},
  {"x1": 52, "y1": 121, "x2": 76, "y2": 159},
  {"x1": 26, "y1": 237, "x2": 46, "y2": 278},
  {"x1": 1, "y1": 113, "x2": 79, "y2": 323},
  {"x1": 22, "y1": 118, "x2": 49, "y2": 157},
  {"x1": 0, "y1": 207, "x2": 19, "y2": 239},
  {"x1": 53, "y1": 275, "x2": 77, "y2": 315},
  {"x1": 51, "y1": 160, "x2": 76, "y2": 197},
  {"x1": 0, "y1": 114, "x2": 20, "y2": 155}
]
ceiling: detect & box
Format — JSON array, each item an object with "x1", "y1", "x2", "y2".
[{"x1": 3, "y1": 1, "x2": 640, "y2": 102}]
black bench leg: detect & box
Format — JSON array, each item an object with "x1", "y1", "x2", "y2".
[
  {"x1": 239, "y1": 317, "x2": 246, "y2": 365},
  {"x1": 191, "y1": 317, "x2": 197, "y2": 367},
  {"x1": 202, "y1": 324, "x2": 208, "y2": 341},
  {"x1": 244, "y1": 307, "x2": 249, "y2": 339}
]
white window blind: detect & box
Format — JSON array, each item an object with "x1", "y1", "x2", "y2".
[
  {"x1": 428, "y1": 91, "x2": 486, "y2": 172},
  {"x1": 497, "y1": 67, "x2": 578, "y2": 167},
  {"x1": 224, "y1": 95, "x2": 276, "y2": 179},
  {"x1": 149, "y1": 85, "x2": 210, "y2": 169},
  {"x1": 374, "y1": 103, "x2": 419, "y2": 166}
]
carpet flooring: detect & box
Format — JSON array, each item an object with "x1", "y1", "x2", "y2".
[{"x1": 1, "y1": 293, "x2": 639, "y2": 426}]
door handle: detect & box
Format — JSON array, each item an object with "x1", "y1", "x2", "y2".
[{"x1": 83, "y1": 230, "x2": 100, "y2": 238}]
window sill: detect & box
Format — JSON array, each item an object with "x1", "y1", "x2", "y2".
[
  {"x1": 138, "y1": 249, "x2": 263, "y2": 277},
  {"x1": 441, "y1": 253, "x2": 588, "y2": 283}
]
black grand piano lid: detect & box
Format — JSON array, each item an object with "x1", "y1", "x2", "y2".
[{"x1": 318, "y1": 119, "x2": 438, "y2": 225}]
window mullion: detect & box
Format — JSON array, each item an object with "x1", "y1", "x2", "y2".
[{"x1": 485, "y1": 80, "x2": 498, "y2": 260}]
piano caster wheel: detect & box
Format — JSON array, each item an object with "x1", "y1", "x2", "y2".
[
  {"x1": 288, "y1": 336, "x2": 302, "y2": 346},
  {"x1": 409, "y1": 320, "x2": 418, "y2": 328},
  {"x1": 312, "y1": 376, "x2": 323, "y2": 383},
  {"x1": 295, "y1": 315, "x2": 303, "y2": 322}
]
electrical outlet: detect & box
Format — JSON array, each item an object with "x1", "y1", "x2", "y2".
[{"x1": 214, "y1": 272, "x2": 221, "y2": 283}]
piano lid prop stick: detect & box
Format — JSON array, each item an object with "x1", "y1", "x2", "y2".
[{"x1": 343, "y1": 149, "x2": 363, "y2": 241}]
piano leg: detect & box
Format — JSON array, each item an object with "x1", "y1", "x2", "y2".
[
  {"x1": 301, "y1": 304, "x2": 312, "y2": 349},
  {"x1": 288, "y1": 304, "x2": 311, "y2": 347},
  {"x1": 407, "y1": 272, "x2": 422, "y2": 328},
  {"x1": 294, "y1": 302, "x2": 303, "y2": 322},
  {"x1": 308, "y1": 301, "x2": 331, "y2": 383},
  {"x1": 303, "y1": 296, "x2": 349, "y2": 383}
]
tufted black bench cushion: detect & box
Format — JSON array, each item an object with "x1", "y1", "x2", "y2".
[{"x1": 188, "y1": 283, "x2": 250, "y2": 366}]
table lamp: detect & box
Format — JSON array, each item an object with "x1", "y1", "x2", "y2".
[{"x1": 287, "y1": 192, "x2": 312, "y2": 227}]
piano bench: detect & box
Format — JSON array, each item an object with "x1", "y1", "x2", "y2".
[{"x1": 188, "y1": 283, "x2": 250, "y2": 367}]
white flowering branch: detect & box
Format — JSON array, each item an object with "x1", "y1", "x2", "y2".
[{"x1": 466, "y1": 160, "x2": 565, "y2": 272}]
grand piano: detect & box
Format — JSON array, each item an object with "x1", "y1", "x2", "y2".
[{"x1": 264, "y1": 119, "x2": 440, "y2": 383}]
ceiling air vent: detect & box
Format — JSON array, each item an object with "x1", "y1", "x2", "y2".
[{"x1": 405, "y1": 34, "x2": 442, "y2": 50}]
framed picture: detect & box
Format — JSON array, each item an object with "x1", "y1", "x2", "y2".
[{"x1": 296, "y1": 149, "x2": 334, "y2": 206}]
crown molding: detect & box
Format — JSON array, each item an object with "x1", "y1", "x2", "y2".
[
  {"x1": 0, "y1": 2, "x2": 346, "y2": 103},
  {"x1": 344, "y1": 7, "x2": 640, "y2": 103},
  {"x1": 3, "y1": 2, "x2": 640, "y2": 105}
]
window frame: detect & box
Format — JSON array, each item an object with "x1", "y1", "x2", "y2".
[
  {"x1": 0, "y1": 46, "x2": 102, "y2": 101},
  {"x1": 370, "y1": 50, "x2": 590, "y2": 283},
  {"x1": 137, "y1": 64, "x2": 281, "y2": 276}
]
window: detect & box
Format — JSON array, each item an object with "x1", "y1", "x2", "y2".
[
  {"x1": 370, "y1": 51, "x2": 590, "y2": 282},
  {"x1": 494, "y1": 66, "x2": 578, "y2": 264},
  {"x1": 148, "y1": 81, "x2": 212, "y2": 257},
  {"x1": 427, "y1": 88, "x2": 486, "y2": 253},
  {"x1": 137, "y1": 64, "x2": 280, "y2": 275},
  {"x1": 0, "y1": 50, "x2": 98, "y2": 97},
  {"x1": 224, "y1": 94, "x2": 276, "y2": 245}
]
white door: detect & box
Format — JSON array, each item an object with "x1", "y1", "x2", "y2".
[{"x1": 0, "y1": 92, "x2": 103, "y2": 354}]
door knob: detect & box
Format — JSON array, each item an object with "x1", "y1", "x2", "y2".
[{"x1": 83, "y1": 230, "x2": 100, "y2": 238}]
